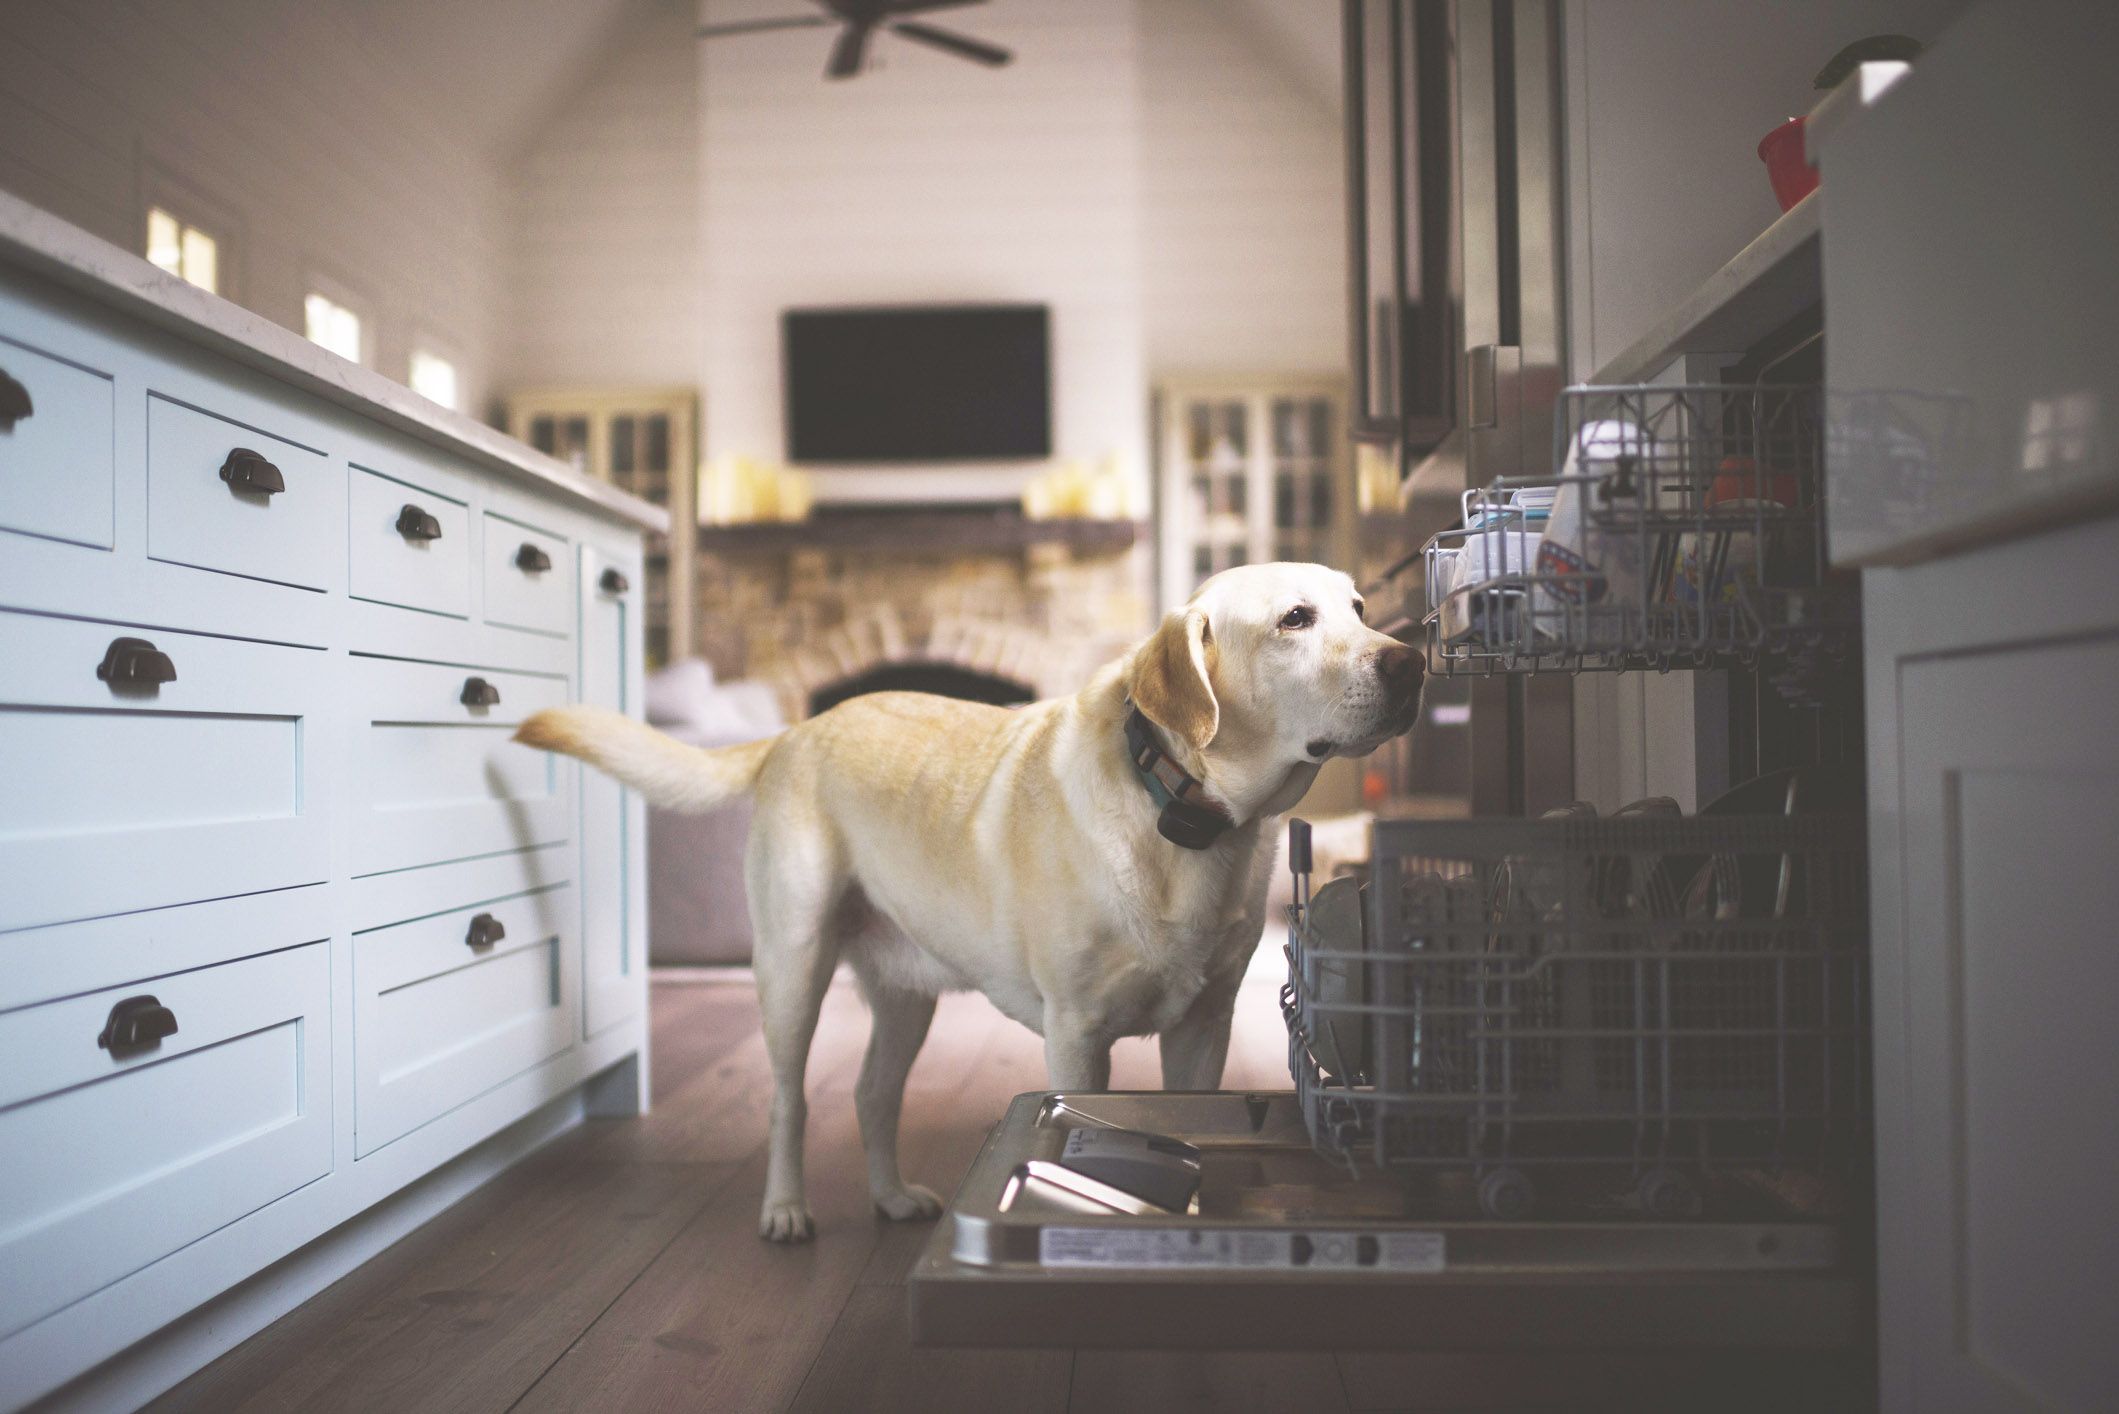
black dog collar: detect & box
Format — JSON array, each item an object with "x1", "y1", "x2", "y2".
[{"x1": 1124, "y1": 706, "x2": 1234, "y2": 850}]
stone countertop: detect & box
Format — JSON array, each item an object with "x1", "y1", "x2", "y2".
[{"x1": 0, "y1": 190, "x2": 668, "y2": 534}]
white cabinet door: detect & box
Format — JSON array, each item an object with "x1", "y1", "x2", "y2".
[
  {"x1": 579, "y1": 544, "x2": 646, "y2": 1037},
  {"x1": 1885, "y1": 633, "x2": 2119, "y2": 1412}
]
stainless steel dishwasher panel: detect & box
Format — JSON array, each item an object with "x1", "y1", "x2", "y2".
[{"x1": 910, "y1": 1092, "x2": 1863, "y2": 1351}]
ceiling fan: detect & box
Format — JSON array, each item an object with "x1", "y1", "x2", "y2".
[{"x1": 698, "y1": 0, "x2": 1013, "y2": 81}]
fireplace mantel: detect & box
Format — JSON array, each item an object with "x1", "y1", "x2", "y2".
[{"x1": 696, "y1": 506, "x2": 1140, "y2": 556}]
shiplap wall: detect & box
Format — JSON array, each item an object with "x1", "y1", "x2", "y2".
[
  {"x1": 1139, "y1": 0, "x2": 1345, "y2": 377},
  {"x1": 694, "y1": 0, "x2": 1148, "y2": 504},
  {"x1": 500, "y1": 0, "x2": 1345, "y2": 484},
  {"x1": 0, "y1": 0, "x2": 505, "y2": 412},
  {"x1": 500, "y1": 0, "x2": 701, "y2": 389}
]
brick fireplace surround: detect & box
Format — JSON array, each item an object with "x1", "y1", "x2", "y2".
[{"x1": 691, "y1": 510, "x2": 1154, "y2": 723}]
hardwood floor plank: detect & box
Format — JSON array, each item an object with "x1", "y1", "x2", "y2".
[
  {"x1": 645, "y1": 980, "x2": 770, "y2": 1103},
  {"x1": 576, "y1": 982, "x2": 874, "y2": 1165},
  {"x1": 509, "y1": 988, "x2": 893, "y2": 1411},
  {"x1": 788, "y1": 1285, "x2": 1071, "y2": 1414},
  {"x1": 1068, "y1": 1349, "x2": 1351, "y2": 1414},
  {"x1": 148, "y1": 1154, "x2": 729, "y2": 1414}
]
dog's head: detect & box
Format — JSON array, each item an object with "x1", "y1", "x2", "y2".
[{"x1": 1128, "y1": 562, "x2": 1423, "y2": 777}]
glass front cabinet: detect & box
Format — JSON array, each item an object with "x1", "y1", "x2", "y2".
[{"x1": 1156, "y1": 381, "x2": 1353, "y2": 614}]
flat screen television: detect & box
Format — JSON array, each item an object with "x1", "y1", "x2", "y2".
[{"x1": 783, "y1": 304, "x2": 1051, "y2": 463}]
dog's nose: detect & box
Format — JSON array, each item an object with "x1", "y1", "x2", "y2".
[{"x1": 1375, "y1": 643, "x2": 1424, "y2": 705}]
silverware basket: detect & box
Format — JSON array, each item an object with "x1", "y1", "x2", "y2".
[
  {"x1": 1282, "y1": 814, "x2": 1869, "y2": 1220},
  {"x1": 1421, "y1": 383, "x2": 1851, "y2": 677}
]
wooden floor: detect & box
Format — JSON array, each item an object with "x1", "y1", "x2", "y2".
[{"x1": 154, "y1": 976, "x2": 1867, "y2": 1413}]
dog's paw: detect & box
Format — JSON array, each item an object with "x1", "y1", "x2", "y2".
[
  {"x1": 758, "y1": 1200, "x2": 816, "y2": 1243},
  {"x1": 872, "y1": 1183, "x2": 944, "y2": 1222}
]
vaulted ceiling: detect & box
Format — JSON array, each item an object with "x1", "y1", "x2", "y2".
[
  {"x1": 329, "y1": 0, "x2": 649, "y2": 158},
  {"x1": 334, "y1": 0, "x2": 1339, "y2": 159}
]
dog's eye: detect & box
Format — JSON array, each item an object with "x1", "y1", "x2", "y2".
[
  {"x1": 1352, "y1": 598, "x2": 1366, "y2": 621},
  {"x1": 1279, "y1": 605, "x2": 1316, "y2": 631}
]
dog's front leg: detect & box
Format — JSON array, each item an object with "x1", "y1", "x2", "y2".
[
  {"x1": 1043, "y1": 1013, "x2": 1111, "y2": 1090},
  {"x1": 1159, "y1": 974, "x2": 1243, "y2": 1090}
]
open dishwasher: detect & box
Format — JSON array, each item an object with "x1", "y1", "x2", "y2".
[{"x1": 910, "y1": 810, "x2": 1869, "y2": 1351}]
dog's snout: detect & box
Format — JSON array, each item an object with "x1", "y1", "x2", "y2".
[{"x1": 1375, "y1": 643, "x2": 1424, "y2": 704}]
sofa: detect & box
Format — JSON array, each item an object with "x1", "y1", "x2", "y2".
[{"x1": 644, "y1": 659, "x2": 786, "y2": 965}]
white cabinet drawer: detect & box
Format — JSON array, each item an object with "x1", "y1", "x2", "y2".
[
  {"x1": 348, "y1": 463, "x2": 470, "y2": 617},
  {"x1": 0, "y1": 942, "x2": 332, "y2": 1341},
  {"x1": 482, "y1": 512, "x2": 571, "y2": 637},
  {"x1": 347, "y1": 655, "x2": 570, "y2": 875},
  {"x1": 0, "y1": 328, "x2": 115, "y2": 550},
  {"x1": 355, "y1": 885, "x2": 576, "y2": 1156},
  {"x1": 0, "y1": 610, "x2": 331, "y2": 932},
  {"x1": 147, "y1": 393, "x2": 338, "y2": 591}
]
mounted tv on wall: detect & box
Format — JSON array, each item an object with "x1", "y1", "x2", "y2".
[{"x1": 783, "y1": 304, "x2": 1051, "y2": 463}]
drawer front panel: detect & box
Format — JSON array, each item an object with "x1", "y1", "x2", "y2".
[
  {"x1": 0, "y1": 610, "x2": 330, "y2": 932},
  {"x1": 147, "y1": 393, "x2": 338, "y2": 590},
  {"x1": 348, "y1": 463, "x2": 470, "y2": 617},
  {"x1": 0, "y1": 329, "x2": 115, "y2": 550},
  {"x1": 355, "y1": 885, "x2": 576, "y2": 1155},
  {"x1": 349, "y1": 842, "x2": 571, "y2": 936},
  {"x1": 482, "y1": 512, "x2": 571, "y2": 637},
  {"x1": 0, "y1": 942, "x2": 331, "y2": 1340},
  {"x1": 349, "y1": 656, "x2": 570, "y2": 875}
]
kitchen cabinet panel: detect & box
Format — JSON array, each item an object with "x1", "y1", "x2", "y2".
[
  {"x1": 1886, "y1": 631, "x2": 2119, "y2": 1412},
  {"x1": 579, "y1": 544, "x2": 645, "y2": 1039}
]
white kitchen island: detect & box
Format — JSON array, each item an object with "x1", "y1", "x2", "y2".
[{"x1": 0, "y1": 190, "x2": 665, "y2": 1411}]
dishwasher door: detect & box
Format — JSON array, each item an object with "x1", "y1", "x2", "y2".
[{"x1": 909, "y1": 1092, "x2": 1864, "y2": 1351}]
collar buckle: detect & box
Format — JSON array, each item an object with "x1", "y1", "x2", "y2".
[{"x1": 1124, "y1": 706, "x2": 1233, "y2": 850}]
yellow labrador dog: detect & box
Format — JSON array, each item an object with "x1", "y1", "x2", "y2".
[{"x1": 517, "y1": 562, "x2": 1422, "y2": 1241}]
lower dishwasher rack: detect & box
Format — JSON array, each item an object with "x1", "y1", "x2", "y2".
[{"x1": 909, "y1": 1091, "x2": 1865, "y2": 1351}]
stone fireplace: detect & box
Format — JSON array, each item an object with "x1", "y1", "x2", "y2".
[{"x1": 691, "y1": 508, "x2": 1152, "y2": 724}]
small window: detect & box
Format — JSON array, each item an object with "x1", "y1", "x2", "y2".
[
  {"x1": 145, "y1": 206, "x2": 218, "y2": 294},
  {"x1": 408, "y1": 349, "x2": 459, "y2": 410},
  {"x1": 304, "y1": 292, "x2": 364, "y2": 365}
]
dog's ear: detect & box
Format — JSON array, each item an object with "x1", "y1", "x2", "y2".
[{"x1": 1131, "y1": 607, "x2": 1218, "y2": 751}]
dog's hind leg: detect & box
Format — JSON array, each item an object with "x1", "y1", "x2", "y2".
[
  {"x1": 845, "y1": 947, "x2": 943, "y2": 1221},
  {"x1": 746, "y1": 827, "x2": 846, "y2": 1244}
]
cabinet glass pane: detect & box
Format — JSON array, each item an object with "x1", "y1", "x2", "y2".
[{"x1": 644, "y1": 414, "x2": 671, "y2": 473}]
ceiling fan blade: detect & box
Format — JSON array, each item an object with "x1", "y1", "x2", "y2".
[
  {"x1": 888, "y1": 19, "x2": 1011, "y2": 66},
  {"x1": 697, "y1": 15, "x2": 835, "y2": 38},
  {"x1": 825, "y1": 22, "x2": 877, "y2": 78}
]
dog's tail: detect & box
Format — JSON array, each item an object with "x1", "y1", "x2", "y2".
[{"x1": 514, "y1": 707, "x2": 774, "y2": 814}]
